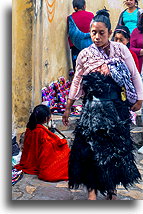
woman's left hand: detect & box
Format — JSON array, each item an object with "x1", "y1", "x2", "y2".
[{"x1": 131, "y1": 100, "x2": 143, "y2": 112}]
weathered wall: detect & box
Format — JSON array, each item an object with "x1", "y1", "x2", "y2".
[
  {"x1": 41, "y1": 0, "x2": 104, "y2": 87},
  {"x1": 12, "y1": 0, "x2": 33, "y2": 134},
  {"x1": 12, "y1": 0, "x2": 143, "y2": 133}
]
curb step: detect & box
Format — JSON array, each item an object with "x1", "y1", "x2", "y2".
[
  {"x1": 135, "y1": 109, "x2": 143, "y2": 127},
  {"x1": 52, "y1": 114, "x2": 79, "y2": 131},
  {"x1": 136, "y1": 114, "x2": 143, "y2": 127},
  {"x1": 130, "y1": 127, "x2": 143, "y2": 148}
]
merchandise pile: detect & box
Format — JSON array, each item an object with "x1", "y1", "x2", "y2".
[
  {"x1": 12, "y1": 167, "x2": 23, "y2": 186},
  {"x1": 42, "y1": 76, "x2": 82, "y2": 116},
  {"x1": 12, "y1": 135, "x2": 23, "y2": 186}
]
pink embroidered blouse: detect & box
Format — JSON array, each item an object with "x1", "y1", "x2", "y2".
[{"x1": 68, "y1": 41, "x2": 143, "y2": 101}]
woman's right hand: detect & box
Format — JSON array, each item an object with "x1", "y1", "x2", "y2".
[
  {"x1": 131, "y1": 100, "x2": 143, "y2": 112},
  {"x1": 62, "y1": 98, "x2": 75, "y2": 126},
  {"x1": 62, "y1": 109, "x2": 71, "y2": 126}
]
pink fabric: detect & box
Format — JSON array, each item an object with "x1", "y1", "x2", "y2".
[
  {"x1": 68, "y1": 41, "x2": 143, "y2": 101},
  {"x1": 130, "y1": 28, "x2": 143, "y2": 73},
  {"x1": 68, "y1": 10, "x2": 94, "y2": 47}
]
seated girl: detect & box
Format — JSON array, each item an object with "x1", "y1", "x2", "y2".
[{"x1": 15, "y1": 104, "x2": 70, "y2": 182}]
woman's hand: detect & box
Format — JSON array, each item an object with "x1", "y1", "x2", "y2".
[
  {"x1": 131, "y1": 100, "x2": 143, "y2": 112},
  {"x1": 62, "y1": 109, "x2": 71, "y2": 126},
  {"x1": 62, "y1": 98, "x2": 75, "y2": 126}
]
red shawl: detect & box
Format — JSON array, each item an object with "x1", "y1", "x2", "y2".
[{"x1": 15, "y1": 124, "x2": 70, "y2": 182}]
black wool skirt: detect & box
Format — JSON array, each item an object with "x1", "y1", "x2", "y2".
[{"x1": 68, "y1": 72, "x2": 141, "y2": 194}]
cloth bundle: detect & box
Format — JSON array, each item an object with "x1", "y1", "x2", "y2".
[
  {"x1": 91, "y1": 45, "x2": 138, "y2": 105},
  {"x1": 109, "y1": 60, "x2": 138, "y2": 105},
  {"x1": 68, "y1": 15, "x2": 93, "y2": 50}
]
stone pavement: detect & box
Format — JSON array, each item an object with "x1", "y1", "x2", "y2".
[
  {"x1": 12, "y1": 151, "x2": 143, "y2": 200},
  {"x1": 12, "y1": 107, "x2": 143, "y2": 200}
]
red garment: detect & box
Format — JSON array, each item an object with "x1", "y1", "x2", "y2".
[
  {"x1": 68, "y1": 10, "x2": 94, "y2": 47},
  {"x1": 15, "y1": 124, "x2": 70, "y2": 182},
  {"x1": 130, "y1": 49, "x2": 140, "y2": 72},
  {"x1": 130, "y1": 28, "x2": 143, "y2": 73}
]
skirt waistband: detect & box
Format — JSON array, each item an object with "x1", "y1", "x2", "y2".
[{"x1": 87, "y1": 90, "x2": 120, "y2": 101}]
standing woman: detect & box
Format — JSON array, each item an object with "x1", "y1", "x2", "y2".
[
  {"x1": 130, "y1": 13, "x2": 143, "y2": 74},
  {"x1": 62, "y1": 9, "x2": 143, "y2": 200},
  {"x1": 67, "y1": 0, "x2": 94, "y2": 72},
  {"x1": 116, "y1": 0, "x2": 143, "y2": 34}
]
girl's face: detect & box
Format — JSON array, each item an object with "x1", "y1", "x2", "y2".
[
  {"x1": 46, "y1": 116, "x2": 51, "y2": 124},
  {"x1": 114, "y1": 33, "x2": 129, "y2": 45},
  {"x1": 90, "y1": 22, "x2": 112, "y2": 47},
  {"x1": 124, "y1": 0, "x2": 136, "y2": 8}
]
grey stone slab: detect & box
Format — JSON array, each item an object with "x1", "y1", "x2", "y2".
[{"x1": 31, "y1": 185, "x2": 72, "y2": 200}]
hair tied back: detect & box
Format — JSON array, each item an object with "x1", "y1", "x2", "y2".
[{"x1": 96, "y1": 8, "x2": 110, "y2": 18}]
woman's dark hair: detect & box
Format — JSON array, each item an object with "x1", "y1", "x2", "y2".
[
  {"x1": 72, "y1": 0, "x2": 85, "y2": 11},
  {"x1": 135, "y1": 0, "x2": 139, "y2": 6},
  {"x1": 90, "y1": 9, "x2": 111, "y2": 31},
  {"x1": 138, "y1": 13, "x2": 143, "y2": 33},
  {"x1": 124, "y1": 0, "x2": 139, "y2": 7},
  {"x1": 27, "y1": 104, "x2": 51, "y2": 130}
]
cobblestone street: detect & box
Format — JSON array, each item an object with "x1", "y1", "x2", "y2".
[
  {"x1": 12, "y1": 112, "x2": 143, "y2": 200},
  {"x1": 12, "y1": 151, "x2": 143, "y2": 200}
]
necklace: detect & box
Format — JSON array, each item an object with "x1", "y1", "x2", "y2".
[
  {"x1": 102, "y1": 41, "x2": 110, "y2": 56},
  {"x1": 102, "y1": 41, "x2": 110, "y2": 50}
]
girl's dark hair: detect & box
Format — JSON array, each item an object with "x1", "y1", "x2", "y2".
[
  {"x1": 27, "y1": 104, "x2": 51, "y2": 130},
  {"x1": 90, "y1": 9, "x2": 111, "y2": 31},
  {"x1": 113, "y1": 25, "x2": 130, "y2": 47},
  {"x1": 138, "y1": 13, "x2": 143, "y2": 33},
  {"x1": 72, "y1": 0, "x2": 85, "y2": 11},
  {"x1": 113, "y1": 25, "x2": 130, "y2": 39},
  {"x1": 124, "y1": 0, "x2": 139, "y2": 7}
]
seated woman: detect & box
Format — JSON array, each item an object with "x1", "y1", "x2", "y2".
[{"x1": 15, "y1": 104, "x2": 70, "y2": 182}]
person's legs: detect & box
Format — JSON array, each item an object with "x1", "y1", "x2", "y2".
[{"x1": 71, "y1": 46, "x2": 80, "y2": 72}]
